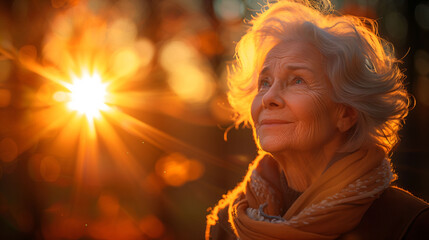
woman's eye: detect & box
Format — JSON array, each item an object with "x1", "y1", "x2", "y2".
[
  {"x1": 294, "y1": 77, "x2": 304, "y2": 85},
  {"x1": 259, "y1": 79, "x2": 270, "y2": 89}
]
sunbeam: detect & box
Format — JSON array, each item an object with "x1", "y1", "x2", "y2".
[{"x1": 0, "y1": 2, "x2": 233, "y2": 195}]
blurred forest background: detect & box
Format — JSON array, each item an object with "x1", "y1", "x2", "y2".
[{"x1": 0, "y1": 0, "x2": 428, "y2": 239}]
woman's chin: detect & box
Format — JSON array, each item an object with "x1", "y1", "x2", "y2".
[
  {"x1": 259, "y1": 138, "x2": 293, "y2": 153},
  {"x1": 259, "y1": 138, "x2": 319, "y2": 153}
]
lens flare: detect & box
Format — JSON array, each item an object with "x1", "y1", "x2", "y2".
[
  {"x1": 66, "y1": 71, "x2": 109, "y2": 120},
  {"x1": 0, "y1": 3, "x2": 232, "y2": 211}
]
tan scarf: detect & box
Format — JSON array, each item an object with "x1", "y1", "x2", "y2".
[{"x1": 229, "y1": 147, "x2": 393, "y2": 240}]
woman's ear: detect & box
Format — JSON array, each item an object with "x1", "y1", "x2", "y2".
[{"x1": 336, "y1": 105, "x2": 358, "y2": 133}]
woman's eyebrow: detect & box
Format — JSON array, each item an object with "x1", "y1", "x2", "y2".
[
  {"x1": 284, "y1": 64, "x2": 314, "y2": 73},
  {"x1": 259, "y1": 64, "x2": 314, "y2": 76},
  {"x1": 259, "y1": 66, "x2": 270, "y2": 75}
]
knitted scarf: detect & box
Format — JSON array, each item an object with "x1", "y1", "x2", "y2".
[{"x1": 229, "y1": 146, "x2": 393, "y2": 240}]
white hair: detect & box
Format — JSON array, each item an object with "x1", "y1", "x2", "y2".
[{"x1": 227, "y1": 0, "x2": 411, "y2": 153}]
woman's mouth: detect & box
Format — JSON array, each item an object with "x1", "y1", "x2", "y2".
[{"x1": 259, "y1": 119, "x2": 291, "y2": 126}]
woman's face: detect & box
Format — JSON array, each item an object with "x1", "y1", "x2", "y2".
[{"x1": 251, "y1": 41, "x2": 341, "y2": 153}]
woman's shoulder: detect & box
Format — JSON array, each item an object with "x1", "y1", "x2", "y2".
[
  {"x1": 339, "y1": 186, "x2": 429, "y2": 240},
  {"x1": 404, "y1": 206, "x2": 429, "y2": 239}
]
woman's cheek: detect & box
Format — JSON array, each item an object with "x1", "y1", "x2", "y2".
[
  {"x1": 251, "y1": 95, "x2": 262, "y2": 123},
  {"x1": 286, "y1": 93, "x2": 316, "y2": 119},
  {"x1": 288, "y1": 92, "x2": 328, "y2": 142}
]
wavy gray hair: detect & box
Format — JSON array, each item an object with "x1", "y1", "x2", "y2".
[{"x1": 227, "y1": 0, "x2": 411, "y2": 153}]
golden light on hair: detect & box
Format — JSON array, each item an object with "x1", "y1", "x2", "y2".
[{"x1": 226, "y1": 0, "x2": 410, "y2": 153}]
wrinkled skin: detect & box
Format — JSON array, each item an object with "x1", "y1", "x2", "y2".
[
  {"x1": 251, "y1": 41, "x2": 352, "y2": 191},
  {"x1": 252, "y1": 41, "x2": 340, "y2": 152}
]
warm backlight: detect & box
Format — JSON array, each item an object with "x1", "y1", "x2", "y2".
[{"x1": 67, "y1": 71, "x2": 109, "y2": 120}]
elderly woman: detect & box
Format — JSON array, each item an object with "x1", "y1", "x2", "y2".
[{"x1": 206, "y1": 0, "x2": 429, "y2": 239}]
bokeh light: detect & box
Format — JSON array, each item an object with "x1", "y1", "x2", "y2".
[
  {"x1": 134, "y1": 38, "x2": 155, "y2": 67},
  {"x1": 214, "y1": 0, "x2": 245, "y2": 22},
  {"x1": 0, "y1": 60, "x2": 12, "y2": 83},
  {"x1": 1, "y1": 1, "x2": 428, "y2": 239},
  {"x1": 0, "y1": 88, "x2": 11, "y2": 107},
  {"x1": 139, "y1": 215, "x2": 166, "y2": 239},
  {"x1": 160, "y1": 40, "x2": 216, "y2": 103},
  {"x1": 155, "y1": 152, "x2": 205, "y2": 186},
  {"x1": 39, "y1": 155, "x2": 61, "y2": 182},
  {"x1": 111, "y1": 48, "x2": 141, "y2": 77},
  {"x1": 97, "y1": 194, "x2": 120, "y2": 217},
  {"x1": 415, "y1": 3, "x2": 429, "y2": 30},
  {"x1": 415, "y1": 49, "x2": 429, "y2": 76},
  {"x1": 107, "y1": 18, "x2": 138, "y2": 48},
  {"x1": 0, "y1": 137, "x2": 18, "y2": 163},
  {"x1": 52, "y1": 91, "x2": 68, "y2": 102},
  {"x1": 18, "y1": 45, "x2": 37, "y2": 64}
]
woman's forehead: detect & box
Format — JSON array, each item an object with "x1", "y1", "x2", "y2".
[
  {"x1": 265, "y1": 41, "x2": 322, "y2": 61},
  {"x1": 262, "y1": 41, "x2": 324, "y2": 72}
]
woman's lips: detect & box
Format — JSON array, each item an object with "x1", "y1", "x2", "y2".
[{"x1": 259, "y1": 119, "x2": 291, "y2": 125}]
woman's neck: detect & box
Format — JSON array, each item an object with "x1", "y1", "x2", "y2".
[{"x1": 272, "y1": 135, "x2": 343, "y2": 192}]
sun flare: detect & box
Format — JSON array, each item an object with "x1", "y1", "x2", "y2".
[
  {"x1": 67, "y1": 71, "x2": 109, "y2": 120},
  {"x1": 0, "y1": 2, "x2": 222, "y2": 212}
]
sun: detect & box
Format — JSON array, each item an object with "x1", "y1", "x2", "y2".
[{"x1": 66, "y1": 71, "x2": 109, "y2": 120}]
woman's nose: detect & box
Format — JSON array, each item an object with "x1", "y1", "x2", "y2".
[{"x1": 262, "y1": 82, "x2": 284, "y2": 109}]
